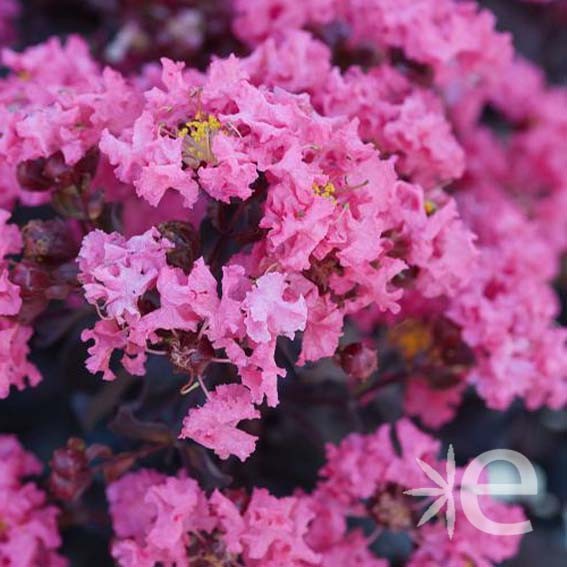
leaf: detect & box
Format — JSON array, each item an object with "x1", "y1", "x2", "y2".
[{"x1": 108, "y1": 407, "x2": 175, "y2": 445}]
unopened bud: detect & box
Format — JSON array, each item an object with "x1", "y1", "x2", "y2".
[
  {"x1": 16, "y1": 157, "x2": 52, "y2": 192},
  {"x1": 52, "y1": 185, "x2": 104, "y2": 220},
  {"x1": 10, "y1": 261, "x2": 51, "y2": 299},
  {"x1": 169, "y1": 332, "x2": 215, "y2": 377},
  {"x1": 22, "y1": 219, "x2": 78, "y2": 264},
  {"x1": 49, "y1": 438, "x2": 92, "y2": 502},
  {"x1": 158, "y1": 221, "x2": 200, "y2": 273},
  {"x1": 42, "y1": 148, "x2": 100, "y2": 187},
  {"x1": 336, "y1": 341, "x2": 378, "y2": 381},
  {"x1": 42, "y1": 151, "x2": 72, "y2": 185}
]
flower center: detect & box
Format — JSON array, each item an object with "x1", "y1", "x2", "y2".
[
  {"x1": 312, "y1": 181, "x2": 337, "y2": 201},
  {"x1": 187, "y1": 532, "x2": 240, "y2": 566},
  {"x1": 369, "y1": 487, "x2": 414, "y2": 531},
  {"x1": 424, "y1": 199, "x2": 437, "y2": 216},
  {"x1": 179, "y1": 112, "x2": 222, "y2": 168},
  {"x1": 389, "y1": 319, "x2": 433, "y2": 360}
]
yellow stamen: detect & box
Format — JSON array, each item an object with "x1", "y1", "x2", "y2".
[
  {"x1": 313, "y1": 181, "x2": 337, "y2": 201},
  {"x1": 178, "y1": 113, "x2": 222, "y2": 167},
  {"x1": 185, "y1": 114, "x2": 221, "y2": 142},
  {"x1": 424, "y1": 199, "x2": 437, "y2": 216},
  {"x1": 388, "y1": 319, "x2": 432, "y2": 360}
]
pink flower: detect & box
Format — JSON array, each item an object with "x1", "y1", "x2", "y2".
[
  {"x1": 0, "y1": 436, "x2": 66, "y2": 567},
  {"x1": 404, "y1": 377, "x2": 467, "y2": 429},
  {"x1": 0, "y1": 321, "x2": 41, "y2": 398},
  {"x1": 446, "y1": 187, "x2": 567, "y2": 410},
  {"x1": 107, "y1": 470, "x2": 215, "y2": 567},
  {"x1": 108, "y1": 471, "x2": 323, "y2": 567},
  {"x1": 207, "y1": 264, "x2": 251, "y2": 342},
  {"x1": 100, "y1": 57, "x2": 259, "y2": 209},
  {"x1": 0, "y1": 209, "x2": 21, "y2": 258},
  {"x1": 180, "y1": 384, "x2": 261, "y2": 461},
  {"x1": 408, "y1": 499, "x2": 525, "y2": 567},
  {"x1": 0, "y1": 269, "x2": 20, "y2": 317},
  {"x1": 0, "y1": 36, "x2": 143, "y2": 170},
  {"x1": 243, "y1": 31, "x2": 332, "y2": 95},
  {"x1": 313, "y1": 420, "x2": 527, "y2": 567},
  {"x1": 317, "y1": 532, "x2": 388, "y2": 567},
  {"x1": 78, "y1": 228, "x2": 171, "y2": 324},
  {"x1": 235, "y1": 0, "x2": 512, "y2": 87},
  {"x1": 243, "y1": 272, "x2": 307, "y2": 344},
  {"x1": 144, "y1": 476, "x2": 215, "y2": 551},
  {"x1": 139, "y1": 258, "x2": 219, "y2": 335},
  {"x1": 197, "y1": 134, "x2": 258, "y2": 202},
  {"x1": 318, "y1": 419, "x2": 441, "y2": 505},
  {"x1": 237, "y1": 489, "x2": 321, "y2": 566},
  {"x1": 107, "y1": 469, "x2": 167, "y2": 541},
  {"x1": 222, "y1": 338, "x2": 285, "y2": 407},
  {"x1": 293, "y1": 275, "x2": 343, "y2": 364},
  {"x1": 233, "y1": 0, "x2": 335, "y2": 45},
  {"x1": 81, "y1": 319, "x2": 147, "y2": 381}
]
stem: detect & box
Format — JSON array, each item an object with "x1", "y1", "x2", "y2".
[
  {"x1": 367, "y1": 525, "x2": 383, "y2": 545},
  {"x1": 197, "y1": 374, "x2": 211, "y2": 399},
  {"x1": 91, "y1": 443, "x2": 166, "y2": 475},
  {"x1": 146, "y1": 347, "x2": 167, "y2": 356},
  {"x1": 180, "y1": 380, "x2": 200, "y2": 395},
  {"x1": 210, "y1": 357, "x2": 232, "y2": 364}
]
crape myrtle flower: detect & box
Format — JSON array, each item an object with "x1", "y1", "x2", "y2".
[{"x1": 0, "y1": 2, "x2": 564, "y2": 565}]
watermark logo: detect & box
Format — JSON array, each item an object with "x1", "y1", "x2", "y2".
[{"x1": 404, "y1": 446, "x2": 538, "y2": 538}]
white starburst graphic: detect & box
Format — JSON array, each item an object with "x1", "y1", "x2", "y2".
[{"x1": 404, "y1": 444, "x2": 457, "y2": 539}]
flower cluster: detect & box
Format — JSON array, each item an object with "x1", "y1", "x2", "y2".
[
  {"x1": 313, "y1": 419, "x2": 526, "y2": 567},
  {"x1": 0, "y1": 210, "x2": 41, "y2": 398},
  {"x1": 0, "y1": 0, "x2": 564, "y2": 564},
  {"x1": 107, "y1": 471, "x2": 319, "y2": 567},
  {"x1": 105, "y1": 419, "x2": 524, "y2": 567},
  {"x1": 0, "y1": 435, "x2": 66, "y2": 566}
]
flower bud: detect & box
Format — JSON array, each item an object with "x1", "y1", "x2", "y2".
[
  {"x1": 10, "y1": 258, "x2": 77, "y2": 322},
  {"x1": 169, "y1": 332, "x2": 215, "y2": 377},
  {"x1": 432, "y1": 317, "x2": 475, "y2": 369},
  {"x1": 74, "y1": 147, "x2": 100, "y2": 180},
  {"x1": 48, "y1": 438, "x2": 92, "y2": 502},
  {"x1": 16, "y1": 157, "x2": 52, "y2": 192},
  {"x1": 158, "y1": 221, "x2": 200, "y2": 273},
  {"x1": 42, "y1": 151, "x2": 72, "y2": 185},
  {"x1": 10, "y1": 261, "x2": 52, "y2": 299},
  {"x1": 42, "y1": 148, "x2": 100, "y2": 187},
  {"x1": 52, "y1": 185, "x2": 104, "y2": 220},
  {"x1": 22, "y1": 219, "x2": 78, "y2": 264},
  {"x1": 336, "y1": 341, "x2": 378, "y2": 381}
]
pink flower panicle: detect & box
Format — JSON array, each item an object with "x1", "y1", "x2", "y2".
[
  {"x1": 107, "y1": 471, "x2": 320, "y2": 567},
  {"x1": 106, "y1": 419, "x2": 525, "y2": 567}
]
